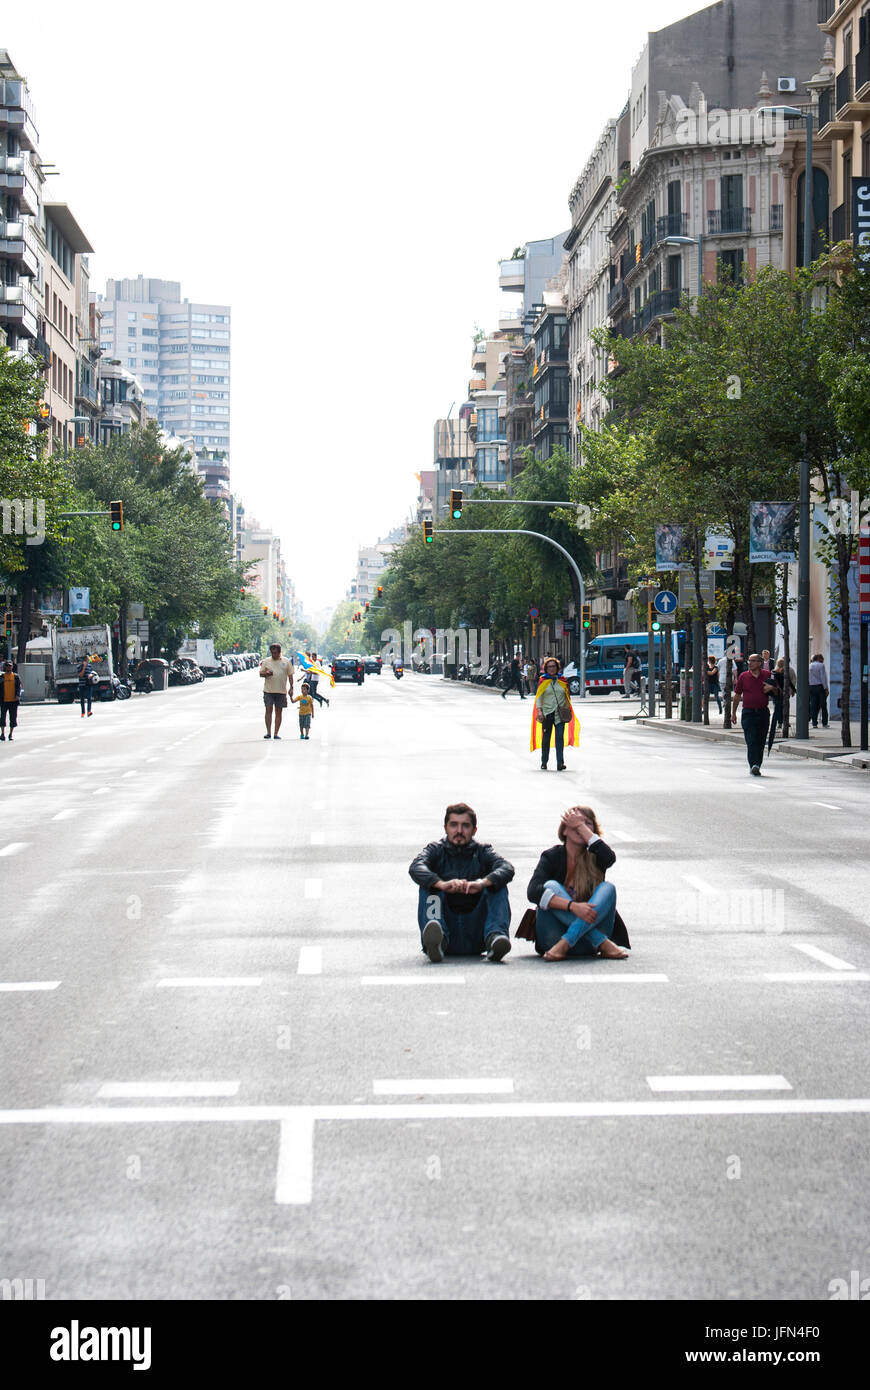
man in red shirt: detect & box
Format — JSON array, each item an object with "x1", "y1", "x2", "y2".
[{"x1": 732, "y1": 652, "x2": 776, "y2": 775}]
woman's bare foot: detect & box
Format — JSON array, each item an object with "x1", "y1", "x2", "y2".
[
  {"x1": 598, "y1": 939, "x2": 629, "y2": 960},
  {"x1": 543, "y1": 937, "x2": 572, "y2": 961}
]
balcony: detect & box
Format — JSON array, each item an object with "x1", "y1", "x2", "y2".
[
  {"x1": 0, "y1": 218, "x2": 41, "y2": 278},
  {"x1": 858, "y1": 46, "x2": 870, "y2": 100},
  {"x1": 836, "y1": 63, "x2": 853, "y2": 115},
  {"x1": 468, "y1": 377, "x2": 486, "y2": 393},
  {"x1": 75, "y1": 379, "x2": 100, "y2": 409},
  {"x1": 0, "y1": 78, "x2": 40, "y2": 152},
  {"x1": 832, "y1": 202, "x2": 848, "y2": 243},
  {"x1": 498, "y1": 307, "x2": 524, "y2": 332},
  {"x1": 770, "y1": 204, "x2": 783, "y2": 232},
  {"x1": 30, "y1": 331, "x2": 51, "y2": 368},
  {"x1": 607, "y1": 278, "x2": 627, "y2": 312},
  {"x1": 707, "y1": 207, "x2": 751, "y2": 234},
  {"x1": 656, "y1": 212, "x2": 689, "y2": 241},
  {"x1": 637, "y1": 288, "x2": 682, "y2": 331},
  {"x1": 0, "y1": 283, "x2": 41, "y2": 337},
  {"x1": 0, "y1": 154, "x2": 40, "y2": 216},
  {"x1": 498, "y1": 258, "x2": 525, "y2": 292},
  {"x1": 535, "y1": 341, "x2": 569, "y2": 369},
  {"x1": 471, "y1": 342, "x2": 487, "y2": 369}
]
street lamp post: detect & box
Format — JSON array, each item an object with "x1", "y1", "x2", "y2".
[{"x1": 758, "y1": 104, "x2": 813, "y2": 739}]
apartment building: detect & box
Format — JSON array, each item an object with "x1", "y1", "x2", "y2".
[
  {"x1": 0, "y1": 52, "x2": 45, "y2": 365},
  {"x1": 42, "y1": 203, "x2": 94, "y2": 452},
  {"x1": 817, "y1": 1, "x2": 870, "y2": 243},
  {"x1": 433, "y1": 414, "x2": 474, "y2": 518}
]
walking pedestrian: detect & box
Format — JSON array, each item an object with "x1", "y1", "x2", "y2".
[
  {"x1": 706, "y1": 655, "x2": 722, "y2": 714},
  {"x1": 621, "y1": 651, "x2": 639, "y2": 698},
  {"x1": 258, "y1": 642, "x2": 294, "y2": 740},
  {"x1": 305, "y1": 664, "x2": 330, "y2": 708},
  {"x1": 809, "y1": 653, "x2": 829, "y2": 729},
  {"x1": 767, "y1": 657, "x2": 796, "y2": 753},
  {"x1": 531, "y1": 656, "x2": 579, "y2": 771},
  {"x1": 291, "y1": 682, "x2": 315, "y2": 740},
  {"x1": 409, "y1": 802, "x2": 514, "y2": 962},
  {"x1": 526, "y1": 806, "x2": 630, "y2": 960},
  {"x1": 732, "y1": 652, "x2": 776, "y2": 775},
  {"x1": 77, "y1": 654, "x2": 95, "y2": 718},
  {"x1": 502, "y1": 656, "x2": 526, "y2": 699},
  {"x1": 1, "y1": 661, "x2": 21, "y2": 742}
]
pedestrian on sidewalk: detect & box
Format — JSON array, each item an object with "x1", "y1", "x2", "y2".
[
  {"x1": 259, "y1": 642, "x2": 294, "y2": 740},
  {"x1": 291, "y1": 682, "x2": 314, "y2": 739},
  {"x1": 77, "y1": 654, "x2": 95, "y2": 718},
  {"x1": 502, "y1": 656, "x2": 526, "y2": 699},
  {"x1": 531, "y1": 656, "x2": 579, "y2": 770},
  {"x1": 1, "y1": 661, "x2": 21, "y2": 741},
  {"x1": 809, "y1": 653, "x2": 830, "y2": 729},
  {"x1": 409, "y1": 802, "x2": 514, "y2": 962},
  {"x1": 767, "y1": 657, "x2": 796, "y2": 753},
  {"x1": 706, "y1": 655, "x2": 722, "y2": 714},
  {"x1": 525, "y1": 806, "x2": 630, "y2": 961},
  {"x1": 732, "y1": 652, "x2": 776, "y2": 775}
]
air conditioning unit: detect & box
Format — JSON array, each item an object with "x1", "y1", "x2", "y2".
[{"x1": 777, "y1": 77, "x2": 797, "y2": 93}]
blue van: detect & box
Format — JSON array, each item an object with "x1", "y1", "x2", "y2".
[{"x1": 563, "y1": 631, "x2": 683, "y2": 694}]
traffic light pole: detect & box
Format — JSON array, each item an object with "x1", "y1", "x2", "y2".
[{"x1": 435, "y1": 527, "x2": 587, "y2": 697}]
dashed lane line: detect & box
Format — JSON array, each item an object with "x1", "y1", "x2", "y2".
[
  {"x1": 790, "y1": 943, "x2": 857, "y2": 972},
  {"x1": 0, "y1": 843, "x2": 30, "y2": 857},
  {"x1": 0, "y1": 981, "x2": 60, "y2": 992}
]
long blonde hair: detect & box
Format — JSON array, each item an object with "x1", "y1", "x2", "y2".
[{"x1": 558, "y1": 805, "x2": 604, "y2": 901}]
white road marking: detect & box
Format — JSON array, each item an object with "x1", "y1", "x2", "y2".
[
  {"x1": 122, "y1": 771, "x2": 136, "y2": 778},
  {"x1": 297, "y1": 947, "x2": 322, "y2": 975},
  {"x1": 647, "y1": 1075, "x2": 791, "y2": 1092},
  {"x1": 812, "y1": 802, "x2": 841, "y2": 810},
  {"x1": 97, "y1": 1082, "x2": 240, "y2": 1098},
  {"x1": 361, "y1": 975, "x2": 467, "y2": 986},
  {"x1": 563, "y1": 973, "x2": 669, "y2": 984},
  {"x1": 310, "y1": 831, "x2": 326, "y2": 846},
  {"x1": 0, "y1": 981, "x2": 60, "y2": 992},
  {"x1": 373, "y1": 1078, "x2": 514, "y2": 1095},
  {"x1": 605, "y1": 829, "x2": 636, "y2": 842},
  {"x1": 275, "y1": 1114, "x2": 315, "y2": 1204},
  {"x1": 791, "y1": 943, "x2": 856, "y2": 972},
  {"x1": 93, "y1": 787, "x2": 112, "y2": 796},
  {"x1": 51, "y1": 810, "x2": 77, "y2": 821},
  {"x1": 764, "y1": 971, "x2": 870, "y2": 982},
  {"x1": 0, "y1": 843, "x2": 29, "y2": 856},
  {"x1": 304, "y1": 879, "x2": 322, "y2": 899},
  {"x1": 157, "y1": 978, "x2": 263, "y2": 988},
  {"x1": 682, "y1": 874, "x2": 718, "y2": 894}
]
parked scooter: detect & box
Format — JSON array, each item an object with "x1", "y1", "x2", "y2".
[
  {"x1": 133, "y1": 668, "x2": 154, "y2": 694},
  {"x1": 111, "y1": 673, "x2": 132, "y2": 700}
]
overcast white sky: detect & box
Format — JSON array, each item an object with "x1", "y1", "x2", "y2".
[{"x1": 6, "y1": 0, "x2": 702, "y2": 613}]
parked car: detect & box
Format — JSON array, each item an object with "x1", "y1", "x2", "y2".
[
  {"x1": 364, "y1": 654, "x2": 382, "y2": 674},
  {"x1": 332, "y1": 653, "x2": 365, "y2": 684}
]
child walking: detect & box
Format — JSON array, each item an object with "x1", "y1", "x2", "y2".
[{"x1": 291, "y1": 682, "x2": 315, "y2": 740}]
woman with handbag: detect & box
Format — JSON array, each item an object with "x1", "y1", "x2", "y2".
[
  {"x1": 524, "y1": 806, "x2": 630, "y2": 961},
  {"x1": 530, "y1": 656, "x2": 578, "y2": 771}
]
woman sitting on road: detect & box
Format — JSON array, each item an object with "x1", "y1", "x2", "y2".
[{"x1": 526, "y1": 806, "x2": 630, "y2": 961}]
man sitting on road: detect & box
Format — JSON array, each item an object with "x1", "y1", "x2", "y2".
[
  {"x1": 259, "y1": 642, "x2": 295, "y2": 740},
  {"x1": 409, "y1": 803, "x2": 514, "y2": 962}
]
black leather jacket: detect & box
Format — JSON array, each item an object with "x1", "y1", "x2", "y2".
[{"x1": 409, "y1": 838, "x2": 514, "y2": 898}]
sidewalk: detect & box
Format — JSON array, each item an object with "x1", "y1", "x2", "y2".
[{"x1": 634, "y1": 712, "x2": 869, "y2": 771}]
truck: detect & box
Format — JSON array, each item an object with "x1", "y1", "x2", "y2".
[
  {"x1": 52, "y1": 624, "x2": 114, "y2": 703},
  {"x1": 177, "y1": 637, "x2": 219, "y2": 673}
]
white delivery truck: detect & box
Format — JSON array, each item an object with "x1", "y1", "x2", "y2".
[
  {"x1": 177, "y1": 637, "x2": 219, "y2": 672},
  {"x1": 52, "y1": 624, "x2": 114, "y2": 703}
]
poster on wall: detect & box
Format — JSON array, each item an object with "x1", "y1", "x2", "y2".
[{"x1": 749, "y1": 503, "x2": 796, "y2": 563}]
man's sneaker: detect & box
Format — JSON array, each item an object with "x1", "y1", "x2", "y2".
[
  {"x1": 751, "y1": 764, "x2": 761, "y2": 776},
  {"x1": 484, "y1": 934, "x2": 511, "y2": 963},
  {"x1": 421, "y1": 920, "x2": 445, "y2": 963}
]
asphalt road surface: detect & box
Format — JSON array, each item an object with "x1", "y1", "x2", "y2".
[{"x1": 1, "y1": 671, "x2": 868, "y2": 1300}]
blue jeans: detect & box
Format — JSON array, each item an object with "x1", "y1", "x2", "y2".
[
  {"x1": 535, "y1": 880, "x2": 617, "y2": 957},
  {"x1": 78, "y1": 681, "x2": 92, "y2": 713},
  {"x1": 417, "y1": 885, "x2": 511, "y2": 956}
]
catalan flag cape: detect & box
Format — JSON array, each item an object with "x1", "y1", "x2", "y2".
[
  {"x1": 530, "y1": 677, "x2": 580, "y2": 752},
  {"x1": 296, "y1": 651, "x2": 335, "y2": 688}
]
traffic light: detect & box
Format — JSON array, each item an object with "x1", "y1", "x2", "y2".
[
  {"x1": 581, "y1": 603, "x2": 592, "y2": 630},
  {"x1": 648, "y1": 601, "x2": 661, "y2": 633},
  {"x1": 240, "y1": 587, "x2": 246, "y2": 599},
  {"x1": 377, "y1": 585, "x2": 383, "y2": 598},
  {"x1": 365, "y1": 601, "x2": 370, "y2": 611},
  {"x1": 450, "y1": 489, "x2": 463, "y2": 520},
  {"x1": 263, "y1": 605, "x2": 268, "y2": 615},
  {"x1": 3, "y1": 610, "x2": 12, "y2": 638},
  {"x1": 423, "y1": 520, "x2": 433, "y2": 544},
  {"x1": 109, "y1": 499, "x2": 124, "y2": 532}
]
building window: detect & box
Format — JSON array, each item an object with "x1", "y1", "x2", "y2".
[{"x1": 718, "y1": 249, "x2": 744, "y2": 283}]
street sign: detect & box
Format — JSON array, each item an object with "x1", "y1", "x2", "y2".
[
  {"x1": 61, "y1": 613, "x2": 71, "y2": 627},
  {"x1": 653, "y1": 589, "x2": 677, "y2": 615},
  {"x1": 659, "y1": 612, "x2": 676, "y2": 624},
  {"x1": 529, "y1": 607, "x2": 539, "y2": 619},
  {"x1": 678, "y1": 570, "x2": 715, "y2": 606}
]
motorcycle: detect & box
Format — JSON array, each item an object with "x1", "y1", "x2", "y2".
[
  {"x1": 133, "y1": 670, "x2": 154, "y2": 694},
  {"x1": 393, "y1": 663, "x2": 404, "y2": 680},
  {"x1": 111, "y1": 673, "x2": 132, "y2": 701}
]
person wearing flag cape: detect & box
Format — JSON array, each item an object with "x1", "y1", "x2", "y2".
[
  {"x1": 296, "y1": 650, "x2": 335, "y2": 698},
  {"x1": 530, "y1": 656, "x2": 579, "y2": 770}
]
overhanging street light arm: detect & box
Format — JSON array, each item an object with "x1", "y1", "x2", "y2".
[{"x1": 435, "y1": 526, "x2": 587, "y2": 697}]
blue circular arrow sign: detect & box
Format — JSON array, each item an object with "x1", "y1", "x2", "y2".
[{"x1": 653, "y1": 590, "x2": 677, "y2": 614}]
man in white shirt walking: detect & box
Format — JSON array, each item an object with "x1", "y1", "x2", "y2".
[
  {"x1": 259, "y1": 643, "x2": 295, "y2": 740},
  {"x1": 809, "y1": 654, "x2": 830, "y2": 729}
]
